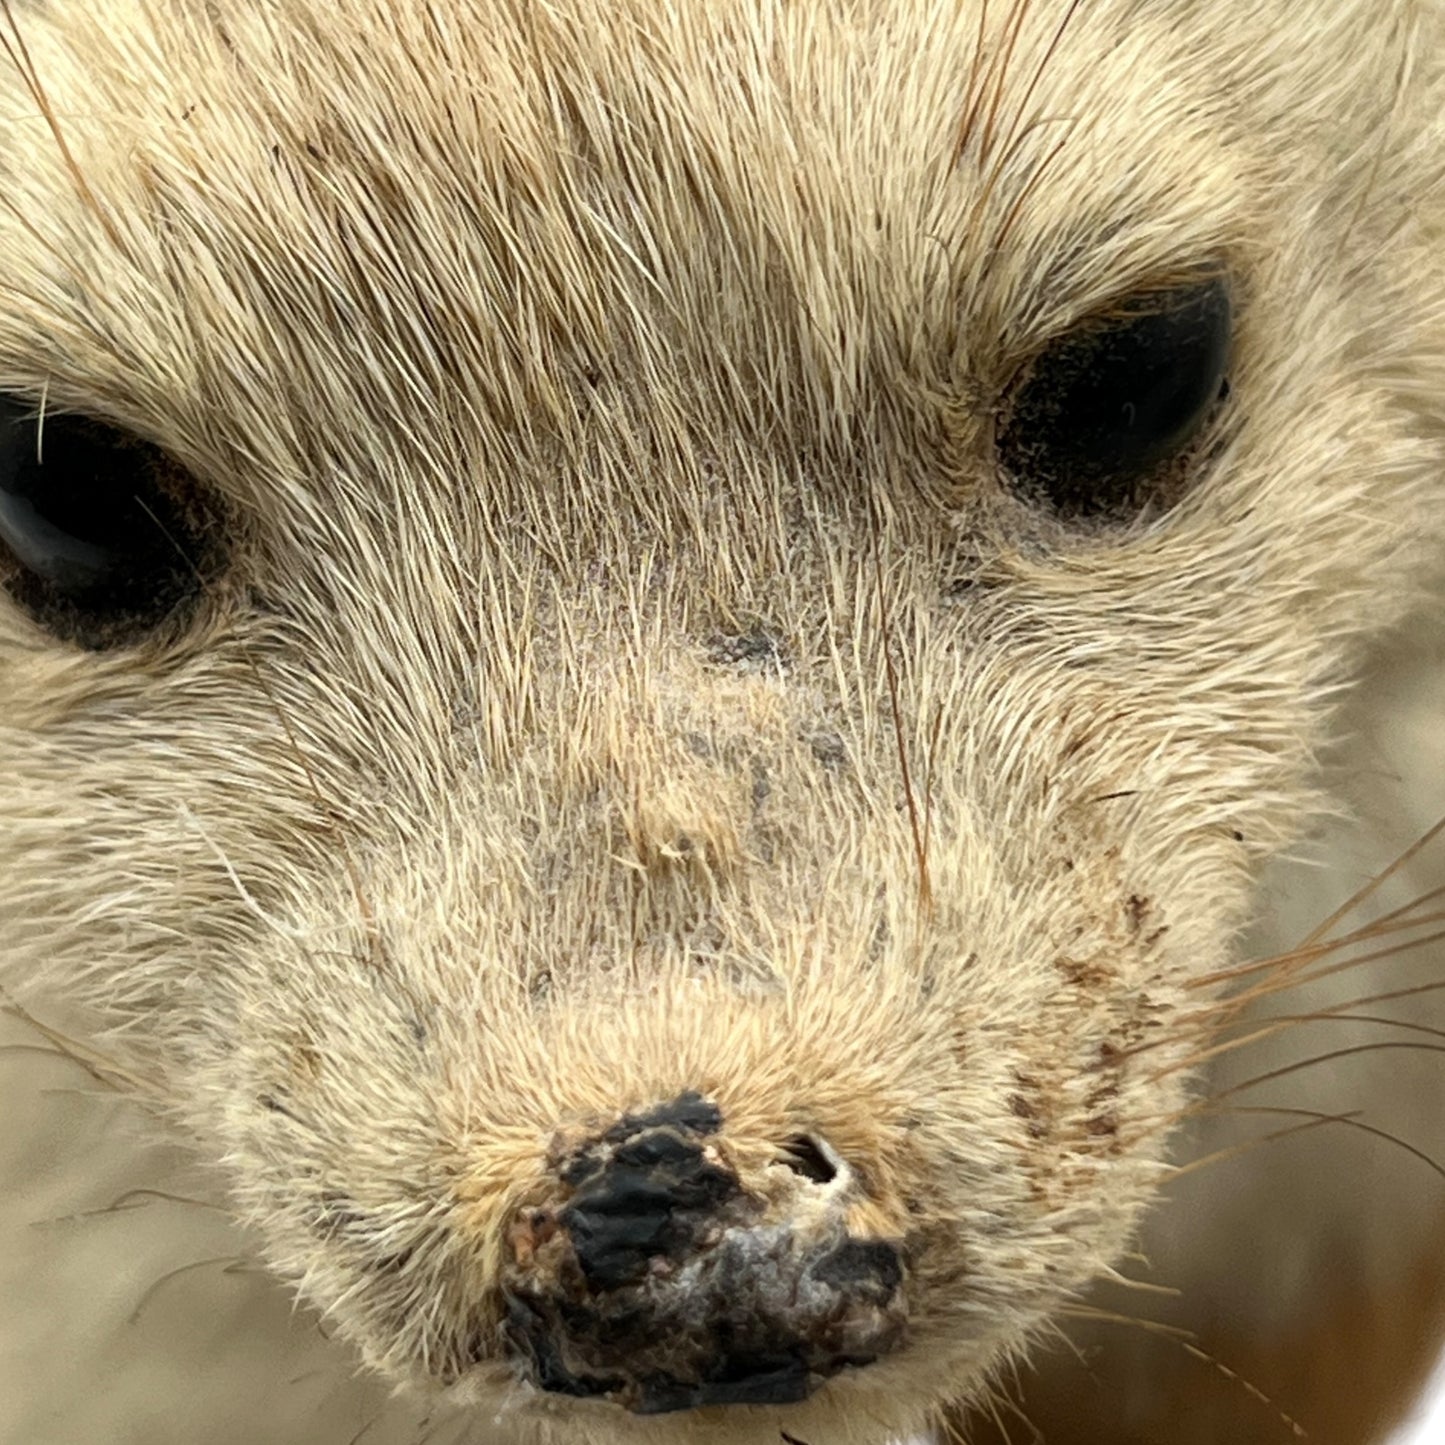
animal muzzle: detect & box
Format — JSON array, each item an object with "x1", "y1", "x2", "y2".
[{"x1": 502, "y1": 1093, "x2": 908, "y2": 1413}]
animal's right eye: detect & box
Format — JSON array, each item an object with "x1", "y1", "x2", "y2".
[
  {"x1": 0, "y1": 398, "x2": 221, "y2": 647},
  {"x1": 996, "y1": 276, "x2": 1232, "y2": 520}
]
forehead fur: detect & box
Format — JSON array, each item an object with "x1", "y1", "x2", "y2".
[{"x1": 0, "y1": 0, "x2": 1406, "y2": 462}]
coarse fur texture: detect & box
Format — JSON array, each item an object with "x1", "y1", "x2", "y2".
[{"x1": 0, "y1": 1, "x2": 1443, "y2": 1443}]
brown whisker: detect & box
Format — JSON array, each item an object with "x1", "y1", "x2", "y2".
[
  {"x1": 989, "y1": 127, "x2": 1075, "y2": 256},
  {"x1": 955, "y1": 0, "x2": 994, "y2": 161},
  {"x1": 1128, "y1": 981, "x2": 1445, "y2": 1078},
  {"x1": 0, "y1": 0, "x2": 122, "y2": 247},
  {"x1": 990, "y1": 0, "x2": 1087, "y2": 178},
  {"x1": 1142, "y1": 1101, "x2": 1445, "y2": 1194},
  {"x1": 126, "y1": 1255, "x2": 252, "y2": 1326},
  {"x1": 1163, "y1": 1106, "x2": 1362, "y2": 1180},
  {"x1": 977, "y1": 0, "x2": 1036, "y2": 165},
  {"x1": 1, "y1": 994, "x2": 155, "y2": 1096},
  {"x1": 1295, "y1": 812, "x2": 1445, "y2": 953},
  {"x1": 870, "y1": 502, "x2": 932, "y2": 916},
  {"x1": 1057, "y1": 1304, "x2": 1306, "y2": 1437},
  {"x1": 1192, "y1": 889, "x2": 1445, "y2": 991},
  {"x1": 1206, "y1": 922, "x2": 1445, "y2": 1020},
  {"x1": 36, "y1": 1188, "x2": 223, "y2": 1228},
  {"x1": 1210, "y1": 1041, "x2": 1445, "y2": 1113}
]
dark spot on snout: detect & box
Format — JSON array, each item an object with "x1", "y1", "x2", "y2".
[
  {"x1": 601, "y1": 1090, "x2": 723, "y2": 1144},
  {"x1": 557, "y1": 1091, "x2": 721, "y2": 1187},
  {"x1": 561, "y1": 1135, "x2": 738, "y2": 1290},
  {"x1": 751, "y1": 759, "x2": 772, "y2": 808},
  {"x1": 808, "y1": 1238, "x2": 904, "y2": 1303},
  {"x1": 806, "y1": 730, "x2": 847, "y2": 769},
  {"x1": 706, "y1": 627, "x2": 785, "y2": 668},
  {"x1": 505, "y1": 1294, "x2": 624, "y2": 1399},
  {"x1": 632, "y1": 1351, "x2": 813, "y2": 1412}
]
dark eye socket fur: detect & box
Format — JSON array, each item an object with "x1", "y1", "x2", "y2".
[
  {"x1": 0, "y1": 400, "x2": 222, "y2": 649},
  {"x1": 996, "y1": 276, "x2": 1233, "y2": 520}
]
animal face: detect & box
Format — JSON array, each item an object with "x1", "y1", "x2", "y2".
[{"x1": 1, "y1": 2, "x2": 1440, "y2": 1441}]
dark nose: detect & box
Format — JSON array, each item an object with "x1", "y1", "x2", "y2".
[{"x1": 503, "y1": 1092, "x2": 907, "y2": 1414}]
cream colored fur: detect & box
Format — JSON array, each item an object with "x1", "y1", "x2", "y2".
[{"x1": 0, "y1": 2, "x2": 1442, "y2": 1443}]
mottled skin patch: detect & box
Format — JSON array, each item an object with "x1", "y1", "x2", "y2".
[{"x1": 505, "y1": 1094, "x2": 907, "y2": 1411}]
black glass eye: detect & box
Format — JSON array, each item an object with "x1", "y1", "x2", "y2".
[
  {"x1": 997, "y1": 276, "x2": 1232, "y2": 518},
  {"x1": 0, "y1": 398, "x2": 220, "y2": 647}
]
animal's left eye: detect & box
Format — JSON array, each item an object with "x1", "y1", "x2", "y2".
[
  {"x1": 996, "y1": 276, "x2": 1232, "y2": 519},
  {"x1": 0, "y1": 400, "x2": 222, "y2": 647}
]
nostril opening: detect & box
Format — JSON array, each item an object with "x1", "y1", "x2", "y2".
[{"x1": 780, "y1": 1134, "x2": 838, "y2": 1184}]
